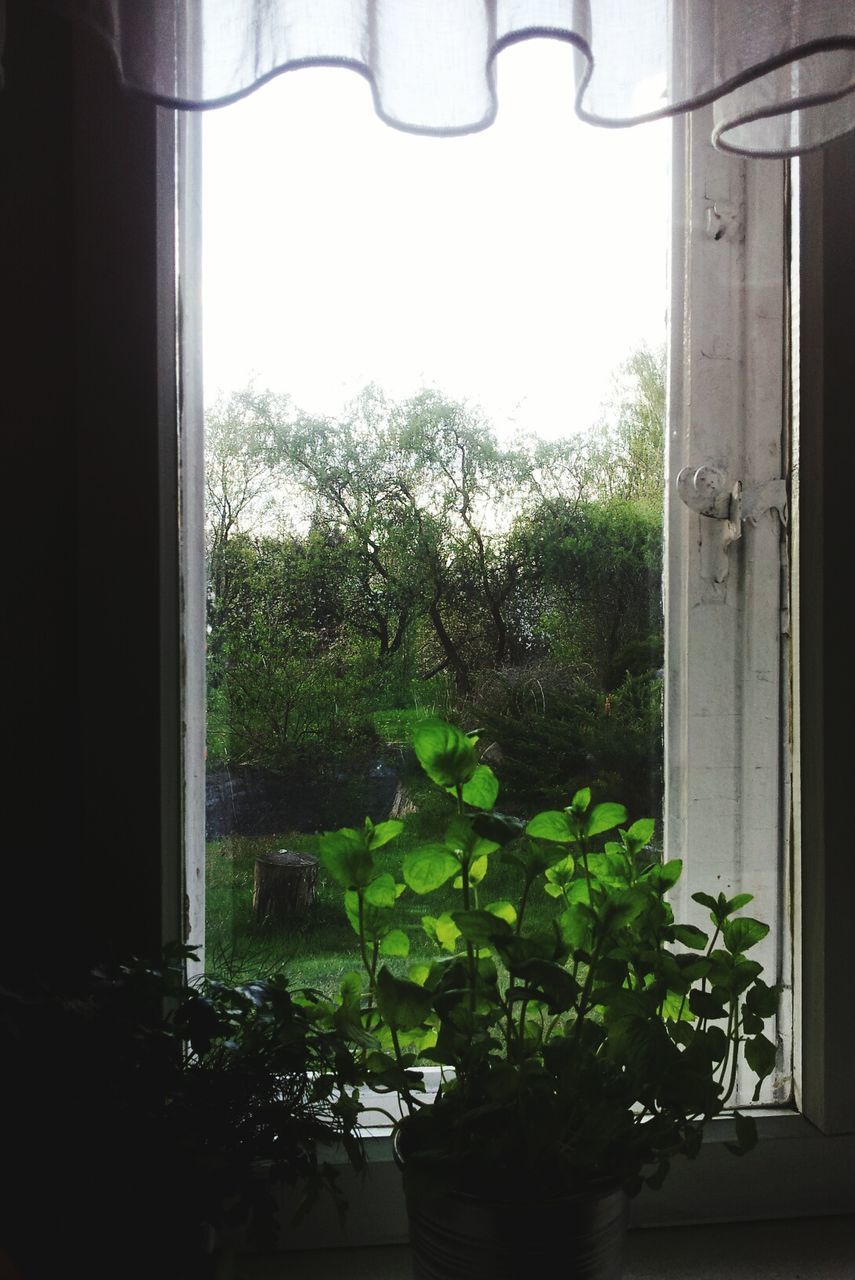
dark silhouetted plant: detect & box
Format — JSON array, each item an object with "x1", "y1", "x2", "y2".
[{"x1": 319, "y1": 718, "x2": 779, "y2": 1199}]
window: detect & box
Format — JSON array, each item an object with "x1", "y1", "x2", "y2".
[
  {"x1": 195, "y1": 52, "x2": 790, "y2": 1117},
  {"x1": 199, "y1": 42, "x2": 670, "y2": 1005},
  {"x1": 7, "y1": 1, "x2": 851, "y2": 1255},
  {"x1": 177, "y1": 56, "x2": 853, "y2": 1252}
]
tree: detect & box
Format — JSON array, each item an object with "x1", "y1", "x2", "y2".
[
  {"x1": 203, "y1": 355, "x2": 666, "y2": 777},
  {"x1": 586, "y1": 344, "x2": 666, "y2": 503},
  {"x1": 514, "y1": 495, "x2": 662, "y2": 688},
  {"x1": 262, "y1": 387, "x2": 536, "y2": 694},
  {"x1": 205, "y1": 386, "x2": 300, "y2": 641},
  {"x1": 393, "y1": 389, "x2": 533, "y2": 680}
]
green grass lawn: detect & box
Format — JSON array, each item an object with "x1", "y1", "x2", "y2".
[{"x1": 205, "y1": 809, "x2": 561, "y2": 992}]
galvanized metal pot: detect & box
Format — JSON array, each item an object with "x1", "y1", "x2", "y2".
[{"x1": 395, "y1": 1140, "x2": 630, "y2": 1280}]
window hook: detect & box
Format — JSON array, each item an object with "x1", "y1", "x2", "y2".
[{"x1": 676, "y1": 465, "x2": 788, "y2": 585}]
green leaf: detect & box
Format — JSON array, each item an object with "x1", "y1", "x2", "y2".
[
  {"x1": 455, "y1": 764, "x2": 499, "y2": 811},
  {"x1": 693, "y1": 890, "x2": 755, "y2": 926},
  {"x1": 741, "y1": 1008, "x2": 764, "y2": 1035},
  {"x1": 344, "y1": 890, "x2": 388, "y2": 940},
  {"x1": 586, "y1": 851, "x2": 629, "y2": 887},
  {"x1": 318, "y1": 828, "x2": 374, "y2": 888},
  {"x1": 367, "y1": 819, "x2": 404, "y2": 850},
  {"x1": 339, "y1": 971, "x2": 363, "y2": 1004},
  {"x1": 511, "y1": 959, "x2": 579, "y2": 1014},
  {"x1": 626, "y1": 818, "x2": 655, "y2": 848},
  {"x1": 421, "y1": 915, "x2": 439, "y2": 945},
  {"x1": 558, "y1": 903, "x2": 594, "y2": 950},
  {"x1": 333, "y1": 972, "x2": 377, "y2": 1049},
  {"x1": 364, "y1": 1050, "x2": 396, "y2": 1074},
  {"x1": 661, "y1": 990, "x2": 692, "y2": 1023},
  {"x1": 565, "y1": 879, "x2": 593, "y2": 907},
  {"x1": 602, "y1": 886, "x2": 649, "y2": 930},
  {"x1": 403, "y1": 844, "x2": 460, "y2": 894},
  {"x1": 485, "y1": 900, "x2": 517, "y2": 927},
  {"x1": 473, "y1": 811, "x2": 526, "y2": 847},
  {"x1": 707, "y1": 950, "x2": 763, "y2": 995},
  {"x1": 569, "y1": 787, "x2": 591, "y2": 813},
  {"x1": 745, "y1": 979, "x2": 781, "y2": 1019},
  {"x1": 673, "y1": 924, "x2": 709, "y2": 951},
  {"x1": 723, "y1": 917, "x2": 769, "y2": 955},
  {"x1": 343, "y1": 889, "x2": 361, "y2": 935},
  {"x1": 332, "y1": 1007, "x2": 379, "y2": 1051},
  {"x1": 364, "y1": 873, "x2": 398, "y2": 908},
  {"x1": 379, "y1": 930, "x2": 410, "y2": 958},
  {"x1": 444, "y1": 814, "x2": 476, "y2": 853},
  {"x1": 413, "y1": 719, "x2": 477, "y2": 788},
  {"x1": 545, "y1": 853, "x2": 575, "y2": 886},
  {"x1": 452, "y1": 909, "x2": 512, "y2": 946},
  {"x1": 584, "y1": 802, "x2": 628, "y2": 838},
  {"x1": 672, "y1": 952, "x2": 712, "y2": 982},
  {"x1": 409, "y1": 963, "x2": 430, "y2": 986},
  {"x1": 689, "y1": 988, "x2": 729, "y2": 1020},
  {"x1": 704, "y1": 1024, "x2": 728, "y2": 1061},
  {"x1": 745, "y1": 1033, "x2": 777, "y2": 1099},
  {"x1": 435, "y1": 913, "x2": 462, "y2": 952},
  {"x1": 526, "y1": 810, "x2": 575, "y2": 843},
  {"x1": 376, "y1": 966, "x2": 433, "y2": 1030},
  {"x1": 599, "y1": 986, "x2": 657, "y2": 1021},
  {"x1": 644, "y1": 859, "x2": 683, "y2": 892},
  {"x1": 453, "y1": 853, "x2": 489, "y2": 889}
]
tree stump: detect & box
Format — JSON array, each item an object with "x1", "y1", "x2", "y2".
[{"x1": 252, "y1": 850, "x2": 319, "y2": 924}]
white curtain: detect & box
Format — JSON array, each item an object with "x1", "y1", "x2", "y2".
[{"x1": 46, "y1": 1, "x2": 855, "y2": 155}]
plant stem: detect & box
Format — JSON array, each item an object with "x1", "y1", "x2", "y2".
[
  {"x1": 357, "y1": 890, "x2": 377, "y2": 1009},
  {"x1": 389, "y1": 1025, "x2": 417, "y2": 1115},
  {"x1": 721, "y1": 999, "x2": 741, "y2": 1103},
  {"x1": 516, "y1": 872, "x2": 534, "y2": 935},
  {"x1": 504, "y1": 989, "x2": 517, "y2": 1059},
  {"x1": 573, "y1": 931, "x2": 603, "y2": 1041},
  {"x1": 678, "y1": 920, "x2": 722, "y2": 1024},
  {"x1": 544, "y1": 1012, "x2": 562, "y2": 1043},
  {"x1": 457, "y1": 784, "x2": 478, "y2": 1031},
  {"x1": 579, "y1": 837, "x2": 594, "y2": 907},
  {"x1": 518, "y1": 998, "x2": 529, "y2": 1046}
]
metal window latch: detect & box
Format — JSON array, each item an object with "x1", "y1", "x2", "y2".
[{"x1": 676, "y1": 465, "x2": 788, "y2": 584}]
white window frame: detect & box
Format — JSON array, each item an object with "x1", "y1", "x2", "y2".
[
  {"x1": 178, "y1": 104, "x2": 208, "y2": 974},
  {"x1": 665, "y1": 105, "x2": 791, "y2": 1112},
  {"x1": 170, "y1": 48, "x2": 855, "y2": 1261}
]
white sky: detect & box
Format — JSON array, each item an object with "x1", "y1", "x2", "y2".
[{"x1": 202, "y1": 40, "x2": 669, "y2": 440}]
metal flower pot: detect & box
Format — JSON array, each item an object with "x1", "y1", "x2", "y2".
[{"x1": 395, "y1": 1138, "x2": 630, "y2": 1280}]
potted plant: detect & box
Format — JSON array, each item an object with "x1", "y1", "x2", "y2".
[
  {"x1": 1, "y1": 947, "x2": 364, "y2": 1280},
  {"x1": 318, "y1": 719, "x2": 780, "y2": 1279}
]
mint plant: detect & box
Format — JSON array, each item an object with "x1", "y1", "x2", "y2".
[{"x1": 319, "y1": 718, "x2": 780, "y2": 1196}]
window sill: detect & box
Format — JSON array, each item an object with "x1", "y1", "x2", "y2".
[
  {"x1": 269, "y1": 1108, "x2": 854, "y2": 1254},
  {"x1": 237, "y1": 1215, "x2": 855, "y2": 1279}
]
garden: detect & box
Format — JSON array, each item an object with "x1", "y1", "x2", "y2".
[{"x1": 204, "y1": 350, "x2": 666, "y2": 988}]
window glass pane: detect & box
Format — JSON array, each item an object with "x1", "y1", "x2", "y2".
[{"x1": 202, "y1": 44, "x2": 666, "y2": 992}]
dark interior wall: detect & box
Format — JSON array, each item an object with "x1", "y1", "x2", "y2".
[
  {"x1": 1, "y1": 1, "x2": 174, "y2": 979},
  {"x1": 797, "y1": 132, "x2": 855, "y2": 1133}
]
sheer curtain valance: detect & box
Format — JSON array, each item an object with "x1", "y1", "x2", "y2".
[{"x1": 36, "y1": 1, "x2": 855, "y2": 156}]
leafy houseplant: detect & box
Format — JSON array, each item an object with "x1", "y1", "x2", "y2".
[
  {"x1": 319, "y1": 719, "x2": 780, "y2": 1279},
  {"x1": 1, "y1": 949, "x2": 364, "y2": 1280}
]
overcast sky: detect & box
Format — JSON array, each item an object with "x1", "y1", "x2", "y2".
[{"x1": 202, "y1": 39, "x2": 669, "y2": 440}]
